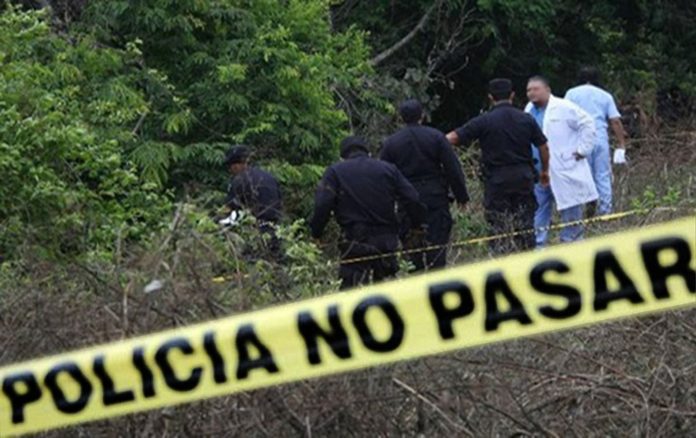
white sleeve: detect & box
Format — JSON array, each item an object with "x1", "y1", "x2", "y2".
[
  {"x1": 607, "y1": 95, "x2": 621, "y2": 120},
  {"x1": 567, "y1": 102, "x2": 596, "y2": 157}
]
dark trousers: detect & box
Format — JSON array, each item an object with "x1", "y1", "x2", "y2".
[
  {"x1": 339, "y1": 233, "x2": 399, "y2": 290},
  {"x1": 402, "y1": 205, "x2": 452, "y2": 272},
  {"x1": 484, "y1": 174, "x2": 537, "y2": 254}
]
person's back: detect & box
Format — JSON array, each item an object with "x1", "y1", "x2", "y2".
[
  {"x1": 310, "y1": 136, "x2": 426, "y2": 289},
  {"x1": 564, "y1": 67, "x2": 627, "y2": 215},
  {"x1": 447, "y1": 79, "x2": 550, "y2": 253},
  {"x1": 382, "y1": 124, "x2": 468, "y2": 208},
  {"x1": 565, "y1": 84, "x2": 617, "y2": 144},
  {"x1": 230, "y1": 167, "x2": 282, "y2": 224},
  {"x1": 223, "y1": 145, "x2": 283, "y2": 257},
  {"x1": 381, "y1": 99, "x2": 468, "y2": 271},
  {"x1": 382, "y1": 125, "x2": 445, "y2": 201},
  {"x1": 456, "y1": 103, "x2": 542, "y2": 173},
  {"x1": 323, "y1": 156, "x2": 409, "y2": 232}
]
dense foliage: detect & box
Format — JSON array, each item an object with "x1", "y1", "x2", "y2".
[
  {"x1": 82, "y1": 0, "x2": 373, "y2": 183},
  {"x1": 1, "y1": 0, "x2": 694, "y2": 260},
  {"x1": 0, "y1": 8, "x2": 171, "y2": 258},
  {"x1": 332, "y1": 0, "x2": 696, "y2": 129},
  {"x1": 0, "y1": 1, "x2": 374, "y2": 258}
]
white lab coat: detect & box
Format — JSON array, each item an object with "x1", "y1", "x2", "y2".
[{"x1": 525, "y1": 95, "x2": 598, "y2": 210}]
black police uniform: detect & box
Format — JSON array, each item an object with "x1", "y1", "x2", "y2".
[
  {"x1": 381, "y1": 124, "x2": 469, "y2": 271},
  {"x1": 310, "y1": 148, "x2": 426, "y2": 289},
  {"x1": 454, "y1": 102, "x2": 547, "y2": 253},
  {"x1": 226, "y1": 167, "x2": 283, "y2": 225},
  {"x1": 224, "y1": 144, "x2": 283, "y2": 257}
]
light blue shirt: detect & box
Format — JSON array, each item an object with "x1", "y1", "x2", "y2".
[
  {"x1": 530, "y1": 105, "x2": 546, "y2": 174},
  {"x1": 565, "y1": 84, "x2": 621, "y2": 145},
  {"x1": 530, "y1": 105, "x2": 546, "y2": 130}
]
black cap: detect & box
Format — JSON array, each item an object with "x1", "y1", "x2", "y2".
[
  {"x1": 399, "y1": 99, "x2": 424, "y2": 124},
  {"x1": 223, "y1": 145, "x2": 250, "y2": 166},
  {"x1": 340, "y1": 136, "x2": 370, "y2": 159},
  {"x1": 489, "y1": 78, "x2": 513, "y2": 98}
]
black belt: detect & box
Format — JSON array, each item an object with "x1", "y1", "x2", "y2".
[
  {"x1": 408, "y1": 174, "x2": 446, "y2": 186},
  {"x1": 345, "y1": 223, "x2": 397, "y2": 241},
  {"x1": 486, "y1": 162, "x2": 531, "y2": 170}
]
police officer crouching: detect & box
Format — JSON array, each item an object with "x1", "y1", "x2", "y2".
[
  {"x1": 223, "y1": 145, "x2": 283, "y2": 254},
  {"x1": 310, "y1": 136, "x2": 427, "y2": 290}
]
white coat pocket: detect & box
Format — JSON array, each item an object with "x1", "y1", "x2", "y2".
[{"x1": 553, "y1": 152, "x2": 577, "y2": 171}]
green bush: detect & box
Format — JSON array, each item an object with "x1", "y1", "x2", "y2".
[
  {"x1": 82, "y1": 0, "x2": 374, "y2": 185},
  {"x1": 0, "y1": 7, "x2": 173, "y2": 258}
]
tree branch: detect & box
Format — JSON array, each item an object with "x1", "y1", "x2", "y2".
[{"x1": 370, "y1": 1, "x2": 440, "y2": 67}]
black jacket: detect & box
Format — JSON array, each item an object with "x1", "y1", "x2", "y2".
[
  {"x1": 226, "y1": 167, "x2": 282, "y2": 223},
  {"x1": 454, "y1": 102, "x2": 547, "y2": 176},
  {"x1": 309, "y1": 152, "x2": 426, "y2": 239},
  {"x1": 381, "y1": 124, "x2": 469, "y2": 208}
]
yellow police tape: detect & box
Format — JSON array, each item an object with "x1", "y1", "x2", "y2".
[
  {"x1": 339, "y1": 209, "x2": 644, "y2": 266},
  {"x1": 339, "y1": 207, "x2": 692, "y2": 266},
  {"x1": 1, "y1": 217, "x2": 694, "y2": 436}
]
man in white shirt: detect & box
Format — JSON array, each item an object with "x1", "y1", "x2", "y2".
[
  {"x1": 526, "y1": 76, "x2": 598, "y2": 247},
  {"x1": 565, "y1": 66, "x2": 627, "y2": 215}
]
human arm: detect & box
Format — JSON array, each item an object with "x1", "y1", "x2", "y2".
[
  {"x1": 530, "y1": 118, "x2": 550, "y2": 185},
  {"x1": 537, "y1": 143, "x2": 551, "y2": 186},
  {"x1": 393, "y1": 168, "x2": 427, "y2": 228},
  {"x1": 216, "y1": 180, "x2": 242, "y2": 222},
  {"x1": 607, "y1": 94, "x2": 627, "y2": 160},
  {"x1": 603, "y1": 94, "x2": 625, "y2": 148},
  {"x1": 445, "y1": 130, "x2": 460, "y2": 145},
  {"x1": 438, "y1": 135, "x2": 470, "y2": 205},
  {"x1": 308, "y1": 168, "x2": 338, "y2": 239},
  {"x1": 610, "y1": 118, "x2": 626, "y2": 149},
  {"x1": 223, "y1": 177, "x2": 244, "y2": 210},
  {"x1": 567, "y1": 104, "x2": 596, "y2": 159},
  {"x1": 610, "y1": 117, "x2": 628, "y2": 164},
  {"x1": 446, "y1": 117, "x2": 483, "y2": 147},
  {"x1": 379, "y1": 139, "x2": 394, "y2": 162}
]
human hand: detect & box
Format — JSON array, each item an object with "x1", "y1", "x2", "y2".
[
  {"x1": 405, "y1": 225, "x2": 428, "y2": 250},
  {"x1": 539, "y1": 170, "x2": 550, "y2": 187},
  {"x1": 613, "y1": 148, "x2": 627, "y2": 165}
]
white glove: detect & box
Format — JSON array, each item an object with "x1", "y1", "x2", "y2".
[
  {"x1": 613, "y1": 148, "x2": 627, "y2": 165},
  {"x1": 218, "y1": 210, "x2": 242, "y2": 226}
]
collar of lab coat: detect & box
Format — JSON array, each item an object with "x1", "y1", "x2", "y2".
[
  {"x1": 526, "y1": 94, "x2": 561, "y2": 114},
  {"x1": 546, "y1": 94, "x2": 562, "y2": 111}
]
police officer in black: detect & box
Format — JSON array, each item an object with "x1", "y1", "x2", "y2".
[
  {"x1": 447, "y1": 79, "x2": 550, "y2": 253},
  {"x1": 223, "y1": 145, "x2": 283, "y2": 250},
  {"x1": 381, "y1": 99, "x2": 469, "y2": 271},
  {"x1": 310, "y1": 136, "x2": 427, "y2": 289}
]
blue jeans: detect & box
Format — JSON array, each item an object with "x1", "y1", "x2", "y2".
[
  {"x1": 534, "y1": 185, "x2": 584, "y2": 247},
  {"x1": 589, "y1": 141, "x2": 613, "y2": 214}
]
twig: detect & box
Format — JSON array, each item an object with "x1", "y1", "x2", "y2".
[
  {"x1": 393, "y1": 377, "x2": 475, "y2": 436},
  {"x1": 131, "y1": 110, "x2": 148, "y2": 136}
]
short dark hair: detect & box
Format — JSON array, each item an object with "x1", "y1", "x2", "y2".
[
  {"x1": 577, "y1": 66, "x2": 601, "y2": 86},
  {"x1": 489, "y1": 78, "x2": 514, "y2": 101},
  {"x1": 399, "y1": 99, "x2": 424, "y2": 124},
  {"x1": 340, "y1": 136, "x2": 370, "y2": 159},
  {"x1": 528, "y1": 75, "x2": 550, "y2": 87}
]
